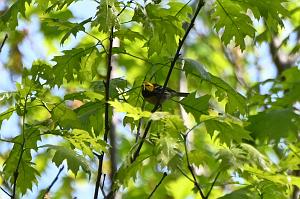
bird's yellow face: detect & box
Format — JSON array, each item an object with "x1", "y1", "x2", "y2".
[{"x1": 143, "y1": 81, "x2": 155, "y2": 92}]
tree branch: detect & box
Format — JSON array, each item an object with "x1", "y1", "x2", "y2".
[
  {"x1": 0, "y1": 186, "x2": 12, "y2": 198},
  {"x1": 0, "y1": 34, "x2": 8, "y2": 53},
  {"x1": 183, "y1": 134, "x2": 205, "y2": 199},
  {"x1": 43, "y1": 166, "x2": 65, "y2": 198},
  {"x1": 147, "y1": 172, "x2": 167, "y2": 199},
  {"x1": 94, "y1": 25, "x2": 114, "y2": 199},
  {"x1": 205, "y1": 170, "x2": 221, "y2": 199},
  {"x1": 176, "y1": 165, "x2": 194, "y2": 182},
  {"x1": 12, "y1": 89, "x2": 30, "y2": 199},
  {"x1": 130, "y1": 0, "x2": 205, "y2": 163}
]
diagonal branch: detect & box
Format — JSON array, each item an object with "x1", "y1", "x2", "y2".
[
  {"x1": 131, "y1": 0, "x2": 205, "y2": 163},
  {"x1": 183, "y1": 134, "x2": 205, "y2": 199},
  {"x1": 0, "y1": 34, "x2": 8, "y2": 53},
  {"x1": 205, "y1": 170, "x2": 221, "y2": 199},
  {"x1": 0, "y1": 186, "x2": 12, "y2": 198},
  {"x1": 147, "y1": 172, "x2": 168, "y2": 199},
  {"x1": 43, "y1": 166, "x2": 65, "y2": 198}
]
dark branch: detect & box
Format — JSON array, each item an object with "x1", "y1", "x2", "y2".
[
  {"x1": 205, "y1": 170, "x2": 221, "y2": 199},
  {"x1": 94, "y1": 25, "x2": 114, "y2": 199},
  {"x1": 0, "y1": 34, "x2": 8, "y2": 53},
  {"x1": 0, "y1": 186, "x2": 12, "y2": 198},
  {"x1": 130, "y1": 0, "x2": 205, "y2": 163},
  {"x1": 147, "y1": 172, "x2": 168, "y2": 199},
  {"x1": 117, "y1": 1, "x2": 133, "y2": 17},
  {"x1": 183, "y1": 134, "x2": 205, "y2": 199},
  {"x1": 269, "y1": 39, "x2": 291, "y2": 75},
  {"x1": 43, "y1": 166, "x2": 65, "y2": 197},
  {"x1": 94, "y1": 152, "x2": 106, "y2": 198},
  {"x1": 12, "y1": 90, "x2": 30, "y2": 199},
  {"x1": 176, "y1": 166, "x2": 194, "y2": 182}
]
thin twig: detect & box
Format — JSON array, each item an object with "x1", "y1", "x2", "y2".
[
  {"x1": 176, "y1": 166, "x2": 194, "y2": 182},
  {"x1": 43, "y1": 166, "x2": 65, "y2": 197},
  {"x1": 94, "y1": 152, "x2": 106, "y2": 198},
  {"x1": 117, "y1": 1, "x2": 133, "y2": 17},
  {"x1": 0, "y1": 138, "x2": 22, "y2": 145},
  {"x1": 83, "y1": 31, "x2": 107, "y2": 53},
  {"x1": 130, "y1": 0, "x2": 205, "y2": 163},
  {"x1": 0, "y1": 34, "x2": 8, "y2": 53},
  {"x1": 183, "y1": 134, "x2": 205, "y2": 199},
  {"x1": 205, "y1": 170, "x2": 221, "y2": 199},
  {"x1": 0, "y1": 186, "x2": 12, "y2": 198},
  {"x1": 100, "y1": 174, "x2": 106, "y2": 197},
  {"x1": 12, "y1": 88, "x2": 30, "y2": 199},
  {"x1": 147, "y1": 172, "x2": 167, "y2": 199},
  {"x1": 94, "y1": 25, "x2": 114, "y2": 199}
]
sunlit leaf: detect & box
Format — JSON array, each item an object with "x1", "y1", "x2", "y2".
[{"x1": 46, "y1": 144, "x2": 91, "y2": 176}]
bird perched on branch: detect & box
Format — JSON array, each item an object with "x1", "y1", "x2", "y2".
[{"x1": 142, "y1": 81, "x2": 189, "y2": 105}]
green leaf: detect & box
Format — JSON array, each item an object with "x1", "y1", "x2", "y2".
[
  {"x1": 205, "y1": 118, "x2": 252, "y2": 145},
  {"x1": 180, "y1": 93, "x2": 210, "y2": 121},
  {"x1": 46, "y1": 144, "x2": 91, "y2": 176},
  {"x1": 162, "y1": 115, "x2": 186, "y2": 135},
  {"x1": 52, "y1": 104, "x2": 82, "y2": 129},
  {"x1": 0, "y1": 107, "x2": 15, "y2": 128},
  {"x1": 109, "y1": 100, "x2": 151, "y2": 120},
  {"x1": 273, "y1": 67, "x2": 300, "y2": 107},
  {"x1": 155, "y1": 136, "x2": 180, "y2": 166},
  {"x1": 213, "y1": 0, "x2": 256, "y2": 50},
  {"x1": 3, "y1": 126, "x2": 41, "y2": 195},
  {"x1": 92, "y1": 0, "x2": 119, "y2": 33},
  {"x1": 66, "y1": 129, "x2": 107, "y2": 158},
  {"x1": 142, "y1": 2, "x2": 192, "y2": 57},
  {"x1": 114, "y1": 29, "x2": 146, "y2": 41},
  {"x1": 236, "y1": 0, "x2": 289, "y2": 32},
  {"x1": 45, "y1": 0, "x2": 78, "y2": 12},
  {"x1": 218, "y1": 185, "x2": 260, "y2": 199},
  {"x1": 115, "y1": 154, "x2": 151, "y2": 187},
  {"x1": 91, "y1": 78, "x2": 128, "y2": 99},
  {"x1": 256, "y1": 180, "x2": 288, "y2": 199},
  {"x1": 64, "y1": 91, "x2": 104, "y2": 101},
  {"x1": 217, "y1": 144, "x2": 269, "y2": 170},
  {"x1": 213, "y1": 0, "x2": 289, "y2": 49},
  {"x1": 217, "y1": 146, "x2": 246, "y2": 169},
  {"x1": 247, "y1": 108, "x2": 300, "y2": 141},
  {"x1": 244, "y1": 166, "x2": 300, "y2": 188},
  {"x1": 0, "y1": 0, "x2": 32, "y2": 30},
  {"x1": 183, "y1": 58, "x2": 247, "y2": 115},
  {"x1": 50, "y1": 46, "x2": 100, "y2": 87},
  {"x1": 42, "y1": 17, "x2": 92, "y2": 45},
  {"x1": 51, "y1": 48, "x2": 86, "y2": 86},
  {"x1": 74, "y1": 101, "x2": 104, "y2": 136},
  {"x1": 239, "y1": 143, "x2": 269, "y2": 169}
]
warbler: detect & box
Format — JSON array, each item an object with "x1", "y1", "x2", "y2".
[{"x1": 142, "y1": 81, "x2": 189, "y2": 105}]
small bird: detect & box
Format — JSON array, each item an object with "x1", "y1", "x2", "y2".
[{"x1": 142, "y1": 81, "x2": 189, "y2": 105}]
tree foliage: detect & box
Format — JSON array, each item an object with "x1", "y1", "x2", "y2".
[{"x1": 0, "y1": 0, "x2": 299, "y2": 198}]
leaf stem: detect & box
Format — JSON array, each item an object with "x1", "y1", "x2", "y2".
[{"x1": 147, "y1": 172, "x2": 167, "y2": 199}]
